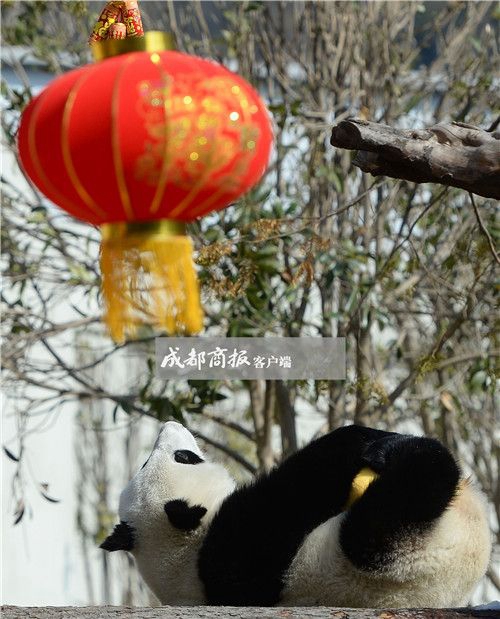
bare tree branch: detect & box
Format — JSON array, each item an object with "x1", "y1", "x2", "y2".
[{"x1": 330, "y1": 119, "x2": 500, "y2": 199}]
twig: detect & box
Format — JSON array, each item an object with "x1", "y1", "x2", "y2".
[
  {"x1": 191, "y1": 430, "x2": 257, "y2": 475},
  {"x1": 469, "y1": 192, "x2": 500, "y2": 265}
]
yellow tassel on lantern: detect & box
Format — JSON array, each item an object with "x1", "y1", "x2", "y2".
[
  {"x1": 100, "y1": 221, "x2": 203, "y2": 343},
  {"x1": 344, "y1": 467, "x2": 379, "y2": 509}
]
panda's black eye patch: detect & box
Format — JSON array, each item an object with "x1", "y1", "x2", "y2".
[{"x1": 174, "y1": 449, "x2": 204, "y2": 465}]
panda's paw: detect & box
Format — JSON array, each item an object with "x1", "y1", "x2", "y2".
[
  {"x1": 361, "y1": 434, "x2": 459, "y2": 486},
  {"x1": 360, "y1": 433, "x2": 411, "y2": 473}
]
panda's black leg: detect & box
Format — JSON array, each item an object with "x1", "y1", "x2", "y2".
[
  {"x1": 199, "y1": 424, "x2": 393, "y2": 606},
  {"x1": 268, "y1": 424, "x2": 396, "y2": 523},
  {"x1": 340, "y1": 434, "x2": 460, "y2": 571}
]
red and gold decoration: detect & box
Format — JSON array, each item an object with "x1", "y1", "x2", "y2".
[
  {"x1": 18, "y1": 25, "x2": 273, "y2": 342},
  {"x1": 89, "y1": 1, "x2": 144, "y2": 43}
]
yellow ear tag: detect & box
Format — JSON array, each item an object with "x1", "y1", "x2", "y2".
[{"x1": 344, "y1": 467, "x2": 378, "y2": 509}]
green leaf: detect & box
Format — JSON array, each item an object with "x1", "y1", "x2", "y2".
[
  {"x1": 244, "y1": 1, "x2": 263, "y2": 12},
  {"x1": 328, "y1": 168, "x2": 344, "y2": 194},
  {"x1": 470, "y1": 37, "x2": 482, "y2": 54}
]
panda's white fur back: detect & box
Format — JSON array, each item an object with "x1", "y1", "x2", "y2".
[{"x1": 282, "y1": 481, "x2": 491, "y2": 607}]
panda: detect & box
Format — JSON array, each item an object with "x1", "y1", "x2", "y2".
[{"x1": 101, "y1": 421, "x2": 491, "y2": 607}]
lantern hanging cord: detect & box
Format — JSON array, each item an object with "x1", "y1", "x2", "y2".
[{"x1": 89, "y1": 1, "x2": 144, "y2": 44}]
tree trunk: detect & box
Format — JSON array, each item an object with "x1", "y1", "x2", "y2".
[
  {"x1": 248, "y1": 380, "x2": 275, "y2": 471},
  {"x1": 274, "y1": 379, "x2": 298, "y2": 457}
]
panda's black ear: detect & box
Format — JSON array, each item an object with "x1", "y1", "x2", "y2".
[
  {"x1": 100, "y1": 521, "x2": 135, "y2": 552},
  {"x1": 165, "y1": 499, "x2": 207, "y2": 531}
]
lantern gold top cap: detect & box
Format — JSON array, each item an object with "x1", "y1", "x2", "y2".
[{"x1": 91, "y1": 31, "x2": 177, "y2": 62}]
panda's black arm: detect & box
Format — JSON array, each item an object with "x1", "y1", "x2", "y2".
[
  {"x1": 340, "y1": 434, "x2": 460, "y2": 572},
  {"x1": 199, "y1": 424, "x2": 393, "y2": 606}
]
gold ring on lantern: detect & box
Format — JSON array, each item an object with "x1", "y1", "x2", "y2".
[
  {"x1": 101, "y1": 220, "x2": 187, "y2": 241},
  {"x1": 91, "y1": 31, "x2": 177, "y2": 61}
]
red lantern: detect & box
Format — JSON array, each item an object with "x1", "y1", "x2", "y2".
[{"x1": 18, "y1": 33, "x2": 273, "y2": 342}]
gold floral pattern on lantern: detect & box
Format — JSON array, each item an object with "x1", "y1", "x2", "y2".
[{"x1": 135, "y1": 71, "x2": 261, "y2": 218}]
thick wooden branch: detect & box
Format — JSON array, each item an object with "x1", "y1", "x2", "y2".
[
  {"x1": 2, "y1": 607, "x2": 499, "y2": 619},
  {"x1": 330, "y1": 119, "x2": 500, "y2": 199}
]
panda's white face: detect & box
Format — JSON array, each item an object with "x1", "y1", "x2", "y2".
[{"x1": 113, "y1": 422, "x2": 235, "y2": 604}]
